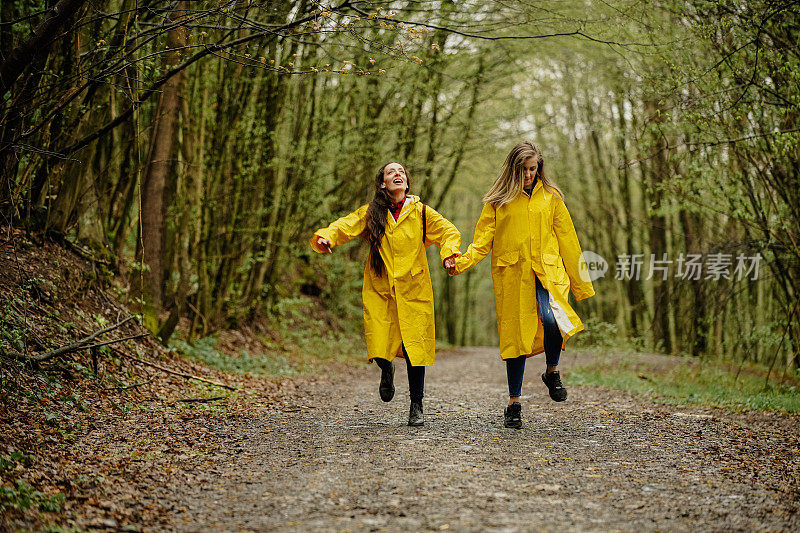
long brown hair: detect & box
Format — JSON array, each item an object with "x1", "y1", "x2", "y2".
[
  {"x1": 483, "y1": 141, "x2": 563, "y2": 207},
  {"x1": 364, "y1": 162, "x2": 411, "y2": 276}
]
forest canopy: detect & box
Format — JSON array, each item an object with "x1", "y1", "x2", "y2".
[{"x1": 1, "y1": 0, "x2": 797, "y2": 372}]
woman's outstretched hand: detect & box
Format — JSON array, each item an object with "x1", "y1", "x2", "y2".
[
  {"x1": 443, "y1": 254, "x2": 458, "y2": 275},
  {"x1": 316, "y1": 236, "x2": 333, "y2": 253}
]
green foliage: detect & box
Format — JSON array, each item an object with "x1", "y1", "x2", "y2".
[
  {"x1": 314, "y1": 253, "x2": 364, "y2": 329},
  {"x1": 0, "y1": 292, "x2": 30, "y2": 351},
  {"x1": 171, "y1": 335, "x2": 304, "y2": 376},
  {"x1": 571, "y1": 352, "x2": 800, "y2": 413},
  {"x1": 571, "y1": 318, "x2": 646, "y2": 355},
  {"x1": 0, "y1": 452, "x2": 31, "y2": 473},
  {"x1": 0, "y1": 479, "x2": 65, "y2": 513},
  {"x1": 739, "y1": 323, "x2": 785, "y2": 366},
  {"x1": 269, "y1": 296, "x2": 366, "y2": 366},
  {"x1": 171, "y1": 295, "x2": 367, "y2": 377},
  {"x1": 572, "y1": 318, "x2": 623, "y2": 351},
  {"x1": 64, "y1": 392, "x2": 88, "y2": 412}
]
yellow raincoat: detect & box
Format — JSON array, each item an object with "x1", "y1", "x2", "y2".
[
  {"x1": 310, "y1": 196, "x2": 461, "y2": 366},
  {"x1": 455, "y1": 182, "x2": 594, "y2": 359}
]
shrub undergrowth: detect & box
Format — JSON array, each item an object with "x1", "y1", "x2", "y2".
[{"x1": 171, "y1": 296, "x2": 367, "y2": 378}]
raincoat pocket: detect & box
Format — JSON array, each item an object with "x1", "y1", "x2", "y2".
[
  {"x1": 543, "y1": 253, "x2": 569, "y2": 286},
  {"x1": 495, "y1": 250, "x2": 520, "y2": 267},
  {"x1": 404, "y1": 265, "x2": 431, "y2": 302}
]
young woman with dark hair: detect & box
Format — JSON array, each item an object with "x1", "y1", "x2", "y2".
[
  {"x1": 311, "y1": 162, "x2": 461, "y2": 426},
  {"x1": 449, "y1": 142, "x2": 595, "y2": 429}
]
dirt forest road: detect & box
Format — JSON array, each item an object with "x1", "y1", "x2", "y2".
[{"x1": 157, "y1": 348, "x2": 799, "y2": 532}]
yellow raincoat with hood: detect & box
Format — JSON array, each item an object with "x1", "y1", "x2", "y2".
[
  {"x1": 455, "y1": 182, "x2": 594, "y2": 359},
  {"x1": 310, "y1": 196, "x2": 461, "y2": 366}
]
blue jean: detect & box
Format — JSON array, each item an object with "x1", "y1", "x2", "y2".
[
  {"x1": 506, "y1": 275, "x2": 564, "y2": 398},
  {"x1": 374, "y1": 345, "x2": 425, "y2": 402}
]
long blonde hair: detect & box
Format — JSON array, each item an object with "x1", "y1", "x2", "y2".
[{"x1": 483, "y1": 141, "x2": 563, "y2": 207}]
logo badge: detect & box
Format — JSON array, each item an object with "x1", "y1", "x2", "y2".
[{"x1": 579, "y1": 251, "x2": 608, "y2": 282}]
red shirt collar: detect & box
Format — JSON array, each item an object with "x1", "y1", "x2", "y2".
[{"x1": 389, "y1": 195, "x2": 407, "y2": 220}]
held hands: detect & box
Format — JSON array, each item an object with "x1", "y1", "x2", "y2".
[
  {"x1": 316, "y1": 236, "x2": 333, "y2": 253},
  {"x1": 443, "y1": 254, "x2": 459, "y2": 276}
]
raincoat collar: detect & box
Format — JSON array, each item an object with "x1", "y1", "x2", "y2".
[
  {"x1": 389, "y1": 194, "x2": 407, "y2": 220},
  {"x1": 388, "y1": 195, "x2": 417, "y2": 226},
  {"x1": 523, "y1": 177, "x2": 540, "y2": 197},
  {"x1": 520, "y1": 180, "x2": 543, "y2": 201}
]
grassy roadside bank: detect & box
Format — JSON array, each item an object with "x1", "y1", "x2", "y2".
[
  {"x1": 569, "y1": 350, "x2": 800, "y2": 413},
  {"x1": 169, "y1": 297, "x2": 368, "y2": 380}
]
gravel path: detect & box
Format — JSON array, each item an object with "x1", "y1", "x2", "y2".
[{"x1": 160, "y1": 348, "x2": 799, "y2": 532}]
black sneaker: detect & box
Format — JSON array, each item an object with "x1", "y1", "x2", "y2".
[
  {"x1": 379, "y1": 361, "x2": 395, "y2": 402},
  {"x1": 542, "y1": 370, "x2": 568, "y2": 402},
  {"x1": 408, "y1": 401, "x2": 424, "y2": 426},
  {"x1": 504, "y1": 402, "x2": 522, "y2": 429}
]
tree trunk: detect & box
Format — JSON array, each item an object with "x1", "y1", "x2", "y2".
[
  {"x1": 135, "y1": 1, "x2": 188, "y2": 314},
  {"x1": 644, "y1": 99, "x2": 672, "y2": 353}
]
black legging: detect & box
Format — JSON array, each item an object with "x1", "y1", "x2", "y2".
[
  {"x1": 505, "y1": 275, "x2": 564, "y2": 398},
  {"x1": 374, "y1": 345, "x2": 425, "y2": 402}
]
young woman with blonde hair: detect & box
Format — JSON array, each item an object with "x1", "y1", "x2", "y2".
[
  {"x1": 311, "y1": 162, "x2": 460, "y2": 426},
  {"x1": 450, "y1": 142, "x2": 594, "y2": 428}
]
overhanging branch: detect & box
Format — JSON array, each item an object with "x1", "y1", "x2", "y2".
[{"x1": 0, "y1": 0, "x2": 89, "y2": 96}]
